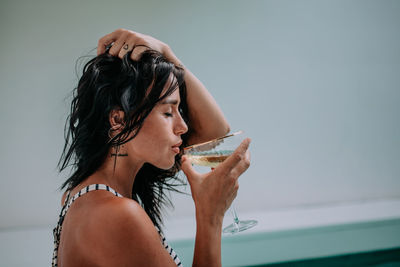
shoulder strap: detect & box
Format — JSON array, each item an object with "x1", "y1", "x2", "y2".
[
  {"x1": 155, "y1": 227, "x2": 182, "y2": 266},
  {"x1": 61, "y1": 184, "x2": 123, "y2": 218},
  {"x1": 63, "y1": 190, "x2": 71, "y2": 205}
]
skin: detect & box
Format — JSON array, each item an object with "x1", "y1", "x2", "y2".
[{"x1": 58, "y1": 29, "x2": 251, "y2": 267}]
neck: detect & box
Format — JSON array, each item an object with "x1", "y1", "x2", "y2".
[{"x1": 90, "y1": 150, "x2": 144, "y2": 198}]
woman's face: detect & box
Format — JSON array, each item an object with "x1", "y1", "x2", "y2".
[{"x1": 127, "y1": 86, "x2": 188, "y2": 170}]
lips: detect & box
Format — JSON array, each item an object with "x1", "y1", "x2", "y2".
[{"x1": 172, "y1": 141, "x2": 182, "y2": 154}]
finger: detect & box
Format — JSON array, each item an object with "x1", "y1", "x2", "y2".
[
  {"x1": 107, "y1": 31, "x2": 129, "y2": 56},
  {"x1": 108, "y1": 38, "x2": 126, "y2": 56},
  {"x1": 231, "y1": 186, "x2": 238, "y2": 201},
  {"x1": 233, "y1": 181, "x2": 239, "y2": 197},
  {"x1": 97, "y1": 30, "x2": 121, "y2": 55},
  {"x1": 226, "y1": 183, "x2": 239, "y2": 210},
  {"x1": 130, "y1": 44, "x2": 149, "y2": 61},
  {"x1": 117, "y1": 35, "x2": 138, "y2": 59},
  {"x1": 218, "y1": 138, "x2": 251, "y2": 170},
  {"x1": 180, "y1": 156, "x2": 200, "y2": 184},
  {"x1": 230, "y1": 150, "x2": 251, "y2": 177},
  {"x1": 118, "y1": 42, "x2": 132, "y2": 59}
]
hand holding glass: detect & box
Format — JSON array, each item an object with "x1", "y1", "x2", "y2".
[{"x1": 184, "y1": 131, "x2": 257, "y2": 234}]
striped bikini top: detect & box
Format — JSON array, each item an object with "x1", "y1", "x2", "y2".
[{"x1": 52, "y1": 184, "x2": 182, "y2": 267}]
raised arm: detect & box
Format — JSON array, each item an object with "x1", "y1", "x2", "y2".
[
  {"x1": 162, "y1": 48, "x2": 230, "y2": 144},
  {"x1": 97, "y1": 29, "x2": 230, "y2": 145}
]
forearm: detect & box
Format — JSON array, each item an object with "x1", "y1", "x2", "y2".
[
  {"x1": 184, "y1": 69, "x2": 230, "y2": 144},
  {"x1": 192, "y1": 213, "x2": 223, "y2": 267},
  {"x1": 164, "y1": 47, "x2": 230, "y2": 144}
]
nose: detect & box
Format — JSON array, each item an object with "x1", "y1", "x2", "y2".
[{"x1": 174, "y1": 113, "x2": 188, "y2": 136}]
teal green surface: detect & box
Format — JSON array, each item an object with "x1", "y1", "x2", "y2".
[
  {"x1": 250, "y1": 248, "x2": 400, "y2": 267},
  {"x1": 168, "y1": 219, "x2": 400, "y2": 266}
]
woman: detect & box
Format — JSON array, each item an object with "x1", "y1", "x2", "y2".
[{"x1": 53, "y1": 29, "x2": 251, "y2": 267}]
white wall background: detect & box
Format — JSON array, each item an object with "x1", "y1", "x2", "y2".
[{"x1": 0, "y1": 0, "x2": 399, "y2": 250}]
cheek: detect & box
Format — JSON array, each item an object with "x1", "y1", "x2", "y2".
[
  {"x1": 128, "y1": 111, "x2": 175, "y2": 167},
  {"x1": 132, "y1": 126, "x2": 169, "y2": 158}
]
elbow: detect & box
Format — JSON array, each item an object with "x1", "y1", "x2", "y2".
[
  {"x1": 222, "y1": 123, "x2": 230, "y2": 136},
  {"x1": 189, "y1": 119, "x2": 230, "y2": 145},
  {"x1": 214, "y1": 121, "x2": 230, "y2": 138}
]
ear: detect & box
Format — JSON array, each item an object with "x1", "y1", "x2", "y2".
[{"x1": 109, "y1": 109, "x2": 125, "y2": 134}]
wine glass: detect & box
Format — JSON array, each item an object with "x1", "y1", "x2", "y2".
[{"x1": 184, "y1": 131, "x2": 258, "y2": 234}]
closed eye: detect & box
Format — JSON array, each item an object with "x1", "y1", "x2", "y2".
[{"x1": 164, "y1": 112, "x2": 173, "y2": 117}]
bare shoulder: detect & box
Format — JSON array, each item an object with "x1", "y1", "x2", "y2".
[
  {"x1": 83, "y1": 196, "x2": 176, "y2": 266},
  {"x1": 99, "y1": 196, "x2": 154, "y2": 231},
  {"x1": 92, "y1": 196, "x2": 155, "y2": 237}
]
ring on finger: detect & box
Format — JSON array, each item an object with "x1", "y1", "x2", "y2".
[{"x1": 123, "y1": 43, "x2": 129, "y2": 50}]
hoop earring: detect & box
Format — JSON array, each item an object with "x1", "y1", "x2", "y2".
[
  {"x1": 108, "y1": 128, "x2": 114, "y2": 144},
  {"x1": 108, "y1": 127, "x2": 121, "y2": 146}
]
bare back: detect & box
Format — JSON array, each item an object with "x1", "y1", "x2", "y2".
[{"x1": 53, "y1": 184, "x2": 181, "y2": 267}]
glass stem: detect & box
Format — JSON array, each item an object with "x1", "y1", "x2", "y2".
[{"x1": 231, "y1": 204, "x2": 240, "y2": 224}]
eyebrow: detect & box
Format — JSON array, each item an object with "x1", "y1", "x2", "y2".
[{"x1": 161, "y1": 99, "x2": 179, "y2": 105}]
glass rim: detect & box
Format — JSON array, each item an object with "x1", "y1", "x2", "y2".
[{"x1": 183, "y1": 130, "x2": 243, "y2": 151}]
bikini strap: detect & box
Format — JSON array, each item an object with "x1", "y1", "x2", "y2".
[{"x1": 61, "y1": 184, "x2": 123, "y2": 218}]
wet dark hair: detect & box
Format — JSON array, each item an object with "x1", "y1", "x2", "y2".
[{"x1": 58, "y1": 48, "x2": 190, "y2": 231}]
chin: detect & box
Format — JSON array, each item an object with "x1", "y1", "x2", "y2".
[{"x1": 155, "y1": 160, "x2": 176, "y2": 170}]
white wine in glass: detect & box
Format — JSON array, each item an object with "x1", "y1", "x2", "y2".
[{"x1": 184, "y1": 131, "x2": 257, "y2": 234}]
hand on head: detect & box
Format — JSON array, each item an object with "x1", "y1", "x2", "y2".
[{"x1": 97, "y1": 28, "x2": 169, "y2": 61}]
